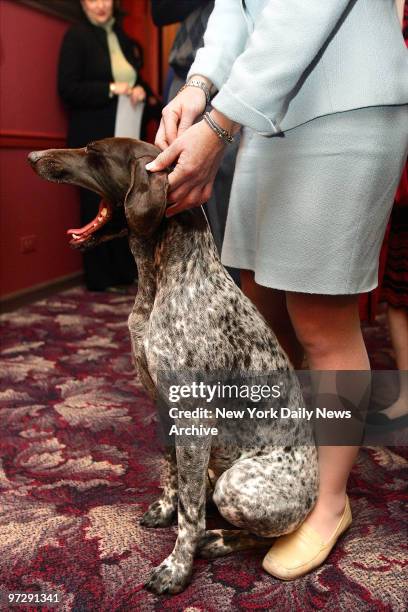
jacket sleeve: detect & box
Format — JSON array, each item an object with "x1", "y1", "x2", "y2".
[
  {"x1": 151, "y1": 0, "x2": 207, "y2": 26},
  {"x1": 211, "y1": 0, "x2": 353, "y2": 134},
  {"x1": 187, "y1": 0, "x2": 248, "y2": 90},
  {"x1": 58, "y1": 28, "x2": 112, "y2": 109}
]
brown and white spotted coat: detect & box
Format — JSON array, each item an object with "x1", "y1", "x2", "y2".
[{"x1": 28, "y1": 138, "x2": 319, "y2": 596}]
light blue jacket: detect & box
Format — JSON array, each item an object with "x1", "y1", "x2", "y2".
[{"x1": 188, "y1": 0, "x2": 408, "y2": 134}]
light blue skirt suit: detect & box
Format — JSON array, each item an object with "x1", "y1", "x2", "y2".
[{"x1": 188, "y1": 0, "x2": 408, "y2": 294}]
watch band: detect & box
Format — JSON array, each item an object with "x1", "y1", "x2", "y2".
[{"x1": 178, "y1": 79, "x2": 212, "y2": 105}]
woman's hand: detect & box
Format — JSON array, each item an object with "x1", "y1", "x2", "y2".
[
  {"x1": 146, "y1": 119, "x2": 227, "y2": 217},
  {"x1": 130, "y1": 85, "x2": 147, "y2": 106},
  {"x1": 112, "y1": 82, "x2": 132, "y2": 96},
  {"x1": 155, "y1": 86, "x2": 207, "y2": 151}
]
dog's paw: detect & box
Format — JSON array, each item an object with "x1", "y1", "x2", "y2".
[
  {"x1": 140, "y1": 500, "x2": 176, "y2": 528},
  {"x1": 145, "y1": 557, "x2": 192, "y2": 595},
  {"x1": 197, "y1": 539, "x2": 228, "y2": 559}
]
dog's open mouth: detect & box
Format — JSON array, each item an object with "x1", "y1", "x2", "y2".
[{"x1": 67, "y1": 200, "x2": 113, "y2": 246}]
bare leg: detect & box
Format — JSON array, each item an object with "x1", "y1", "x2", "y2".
[
  {"x1": 286, "y1": 292, "x2": 367, "y2": 541},
  {"x1": 240, "y1": 269, "x2": 304, "y2": 368},
  {"x1": 384, "y1": 305, "x2": 408, "y2": 418}
]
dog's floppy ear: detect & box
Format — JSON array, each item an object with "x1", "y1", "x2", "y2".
[{"x1": 124, "y1": 156, "x2": 168, "y2": 237}]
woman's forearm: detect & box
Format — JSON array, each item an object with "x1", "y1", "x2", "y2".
[
  {"x1": 209, "y1": 109, "x2": 241, "y2": 137},
  {"x1": 185, "y1": 75, "x2": 240, "y2": 135},
  {"x1": 210, "y1": 0, "x2": 351, "y2": 134},
  {"x1": 187, "y1": 0, "x2": 248, "y2": 91}
]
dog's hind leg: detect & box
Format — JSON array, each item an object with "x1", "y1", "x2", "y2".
[
  {"x1": 140, "y1": 448, "x2": 178, "y2": 527},
  {"x1": 197, "y1": 529, "x2": 271, "y2": 558},
  {"x1": 213, "y1": 449, "x2": 318, "y2": 538}
]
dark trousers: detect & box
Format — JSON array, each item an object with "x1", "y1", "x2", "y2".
[{"x1": 80, "y1": 188, "x2": 136, "y2": 291}]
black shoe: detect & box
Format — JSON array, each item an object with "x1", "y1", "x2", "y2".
[
  {"x1": 86, "y1": 286, "x2": 107, "y2": 292},
  {"x1": 366, "y1": 410, "x2": 408, "y2": 430}
]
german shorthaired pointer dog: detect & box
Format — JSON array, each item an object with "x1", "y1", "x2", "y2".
[{"x1": 29, "y1": 138, "x2": 318, "y2": 595}]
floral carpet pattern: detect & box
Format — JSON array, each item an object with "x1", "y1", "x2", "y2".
[{"x1": 0, "y1": 287, "x2": 407, "y2": 611}]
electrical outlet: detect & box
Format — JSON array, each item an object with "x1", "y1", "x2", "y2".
[{"x1": 20, "y1": 235, "x2": 37, "y2": 254}]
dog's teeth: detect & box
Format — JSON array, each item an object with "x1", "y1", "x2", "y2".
[
  {"x1": 101, "y1": 208, "x2": 108, "y2": 217},
  {"x1": 72, "y1": 234, "x2": 80, "y2": 239}
]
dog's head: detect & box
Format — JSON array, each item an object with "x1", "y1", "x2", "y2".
[{"x1": 28, "y1": 138, "x2": 168, "y2": 250}]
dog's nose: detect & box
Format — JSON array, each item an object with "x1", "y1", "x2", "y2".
[{"x1": 28, "y1": 151, "x2": 43, "y2": 164}]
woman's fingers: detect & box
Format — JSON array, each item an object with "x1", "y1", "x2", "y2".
[
  {"x1": 145, "y1": 140, "x2": 182, "y2": 173},
  {"x1": 158, "y1": 88, "x2": 206, "y2": 146},
  {"x1": 167, "y1": 180, "x2": 196, "y2": 204},
  {"x1": 154, "y1": 119, "x2": 169, "y2": 151},
  {"x1": 201, "y1": 183, "x2": 213, "y2": 202},
  {"x1": 167, "y1": 172, "x2": 214, "y2": 204},
  {"x1": 177, "y1": 108, "x2": 198, "y2": 137},
  {"x1": 166, "y1": 202, "x2": 192, "y2": 218},
  {"x1": 166, "y1": 200, "x2": 200, "y2": 218},
  {"x1": 162, "y1": 107, "x2": 180, "y2": 146},
  {"x1": 155, "y1": 86, "x2": 206, "y2": 150},
  {"x1": 167, "y1": 159, "x2": 196, "y2": 191},
  {"x1": 150, "y1": 119, "x2": 224, "y2": 217},
  {"x1": 167, "y1": 183, "x2": 213, "y2": 217},
  {"x1": 166, "y1": 186, "x2": 207, "y2": 218}
]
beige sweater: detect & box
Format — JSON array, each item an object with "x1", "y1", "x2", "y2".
[{"x1": 100, "y1": 17, "x2": 136, "y2": 87}]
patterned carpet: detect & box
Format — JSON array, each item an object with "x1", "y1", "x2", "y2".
[{"x1": 0, "y1": 287, "x2": 407, "y2": 611}]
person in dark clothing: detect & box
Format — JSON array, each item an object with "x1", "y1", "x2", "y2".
[
  {"x1": 58, "y1": 0, "x2": 160, "y2": 291},
  {"x1": 151, "y1": 0, "x2": 205, "y2": 26},
  {"x1": 151, "y1": 0, "x2": 213, "y2": 96}
]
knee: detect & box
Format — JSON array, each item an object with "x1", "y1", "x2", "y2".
[
  {"x1": 286, "y1": 295, "x2": 360, "y2": 360},
  {"x1": 290, "y1": 318, "x2": 333, "y2": 360}
]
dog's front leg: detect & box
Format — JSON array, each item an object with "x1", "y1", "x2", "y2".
[
  {"x1": 140, "y1": 447, "x2": 178, "y2": 527},
  {"x1": 145, "y1": 437, "x2": 211, "y2": 595}
]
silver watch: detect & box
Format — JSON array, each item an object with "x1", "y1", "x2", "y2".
[{"x1": 178, "y1": 79, "x2": 212, "y2": 105}]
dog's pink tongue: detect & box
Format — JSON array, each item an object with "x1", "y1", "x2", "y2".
[{"x1": 67, "y1": 200, "x2": 111, "y2": 239}]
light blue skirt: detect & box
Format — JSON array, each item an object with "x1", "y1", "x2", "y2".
[{"x1": 221, "y1": 105, "x2": 408, "y2": 294}]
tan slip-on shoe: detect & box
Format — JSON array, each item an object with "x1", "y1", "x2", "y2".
[{"x1": 262, "y1": 496, "x2": 352, "y2": 580}]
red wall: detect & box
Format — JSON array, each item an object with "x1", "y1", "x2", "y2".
[
  {"x1": 0, "y1": 0, "x2": 160, "y2": 299},
  {"x1": 122, "y1": 0, "x2": 161, "y2": 95},
  {"x1": 122, "y1": 0, "x2": 161, "y2": 143},
  {"x1": 0, "y1": 0, "x2": 81, "y2": 299}
]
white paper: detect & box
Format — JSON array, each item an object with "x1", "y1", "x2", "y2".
[{"x1": 114, "y1": 95, "x2": 145, "y2": 139}]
